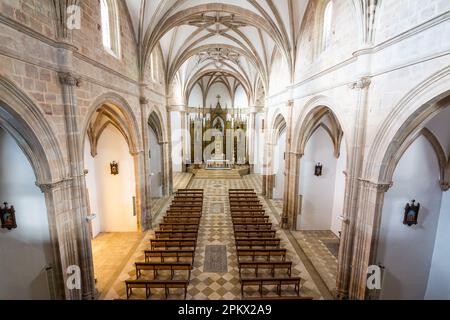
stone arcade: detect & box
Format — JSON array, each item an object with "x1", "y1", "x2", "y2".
[{"x1": 0, "y1": 0, "x2": 449, "y2": 301}]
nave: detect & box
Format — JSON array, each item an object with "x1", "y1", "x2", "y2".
[{"x1": 94, "y1": 174, "x2": 328, "y2": 300}]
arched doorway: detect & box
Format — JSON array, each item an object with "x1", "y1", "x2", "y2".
[
  {"x1": 374, "y1": 99, "x2": 450, "y2": 299},
  {"x1": 82, "y1": 99, "x2": 142, "y2": 296},
  {"x1": 148, "y1": 110, "x2": 167, "y2": 198},
  {"x1": 290, "y1": 105, "x2": 346, "y2": 294},
  {"x1": 347, "y1": 83, "x2": 450, "y2": 299},
  {"x1": 0, "y1": 76, "x2": 76, "y2": 299},
  {"x1": 265, "y1": 113, "x2": 287, "y2": 199}
]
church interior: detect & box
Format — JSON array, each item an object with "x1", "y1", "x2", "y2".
[{"x1": 0, "y1": 0, "x2": 449, "y2": 301}]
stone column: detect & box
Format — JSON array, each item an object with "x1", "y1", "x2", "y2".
[
  {"x1": 180, "y1": 110, "x2": 188, "y2": 172},
  {"x1": 349, "y1": 180, "x2": 392, "y2": 299},
  {"x1": 247, "y1": 110, "x2": 256, "y2": 171},
  {"x1": 37, "y1": 179, "x2": 78, "y2": 300},
  {"x1": 59, "y1": 72, "x2": 96, "y2": 300},
  {"x1": 281, "y1": 100, "x2": 295, "y2": 229},
  {"x1": 139, "y1": 97, "x2": 152, "y2": 229},
  {"x1": 335, "y1": 77, "x2": 371, "y2": 300},
  {"x1": 165, "y1": 109, "x2": 174, "y2": 195}
]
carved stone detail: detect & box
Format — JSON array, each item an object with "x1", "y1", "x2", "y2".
[
  {"x1": 348, "y1": 77, "x2": 371, "y2": 89},
  {"x1": 59, "y1": 72, "x2": 81, "y2": 87}
]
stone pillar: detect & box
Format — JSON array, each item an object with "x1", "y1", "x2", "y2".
[
  {"x1": 167, "y1": 109, "x2": 174, "y2": 194},
  {"x1": 59, "y1": 72, "x2": 96, "y2": 300},
  {"x1": 281, "y1": 100, "x2": 295, "y2": 229},
  {"x1": 349, "y1": 180, "x2": 392, "y2": 299},
  {"x1": 247, "y1": 111, "x2": 256, "y2": 170},
  {"x1": 335, "y1": 77, "x2": 371, "y2": 300},
  {"x1": 180, "y1": 110, "x2": 188, "y2": 172},
  {"x1": 139, "y1": 97, "x2": 152, "y2": 229}
]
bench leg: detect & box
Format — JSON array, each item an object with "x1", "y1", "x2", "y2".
[
  {"x1": 277, "y1": 283, "x2": 281, "y2": 296},
  {"x1": 241, "y1": 284, "x2": 244, "y2": 297},
  {"x1": 127, "y1": 286, "x2": 131, "y2": 299},
  {"x1": 259, "y1": 283, "x2": 263, "y2": 297},
  {"x1": 165, "y1": 285, "x2": 169, "y2": 299}
]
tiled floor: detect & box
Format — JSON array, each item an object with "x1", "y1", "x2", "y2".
[
  {"x1": 91, "y1": 232, "x2": 145, "y2": 299},
  {"x1": 97, "y1": 172, "x2": 328, "y2": 300},
  {"x1": 291, "y1": 230, "x2": 339, "y2": 294}
]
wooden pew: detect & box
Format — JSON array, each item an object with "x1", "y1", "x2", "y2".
[
  {"x1": 125, "y1": 279, "x2": 188, "y2": 300},
  {"x1": 230, "y1": 200, "x2": 259, "y2": 203},
  {"x1": 232, "y1": 222, "x2": 273, "y2": 229},
  {"x1": 236, "y1": 249, "x2": 287, "y2": 261},
  {"x1": 235, "y1": 230, "x2": 277, "y2": 238},
  {"x1": 171, "y1": 200, "x2": 203, "y2": 206},
  {"x1": 135, "y1": 262, "x2": 192, "y2": 280},
  {"x1": 164, "y1": 213, "x2": 202, "y2": 219},
  {"x1": 231, "y1": 213, "x2": 268, "y2": 219},
  {"x1": 238, "y1": 261, "x2": 292, "y2": 277},
  {"x1": 240, "y1": 277, "x2": 301, "y2": 297},
  {"x1": 163, "y1": 216, "x2": 201, "y2": 224},
  {"x1": 154, "y1": 230, "x2": 198, "y2": 239},
  {"x1": 230, "y1": 205, "x2": 263, "y2": 210},
  {"x1": 144, "y1": 249, "x2": 195, "y2": 264},
  {"x1": 232, "y1": 217, "x2": 271, "y2": 224},
  {"x1": 173, "y1": 196, "x2": 203, "y2": 201},
  {"x1": 170, "y1": 205, "x2": 203, "y2": 210},
  {"x1": 231, "y1": 211, "x2": 266, "y2": 216},
  {"x1": 231, "y1": 208, "x2": 265, "y2": 213},
  {"x1": 235, "y1": 238, "x2": 281, "y2": 248},
  {"x1": 159, "y1": 223, "x2": 199, "y2": 231},
  {"x1": 150, "y1": 239, "x2": 196, "y2": 250},
  {"x1": 233, "y1": 224, "x2": 273, "y2": 231}
]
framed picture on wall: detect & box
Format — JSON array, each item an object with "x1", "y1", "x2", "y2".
[
  {"x1": 0, "y1": 202, "x2": 17, "y2": 230},
  {"x1": 403, "y1": 200, "x2": 420, "y2": 226}
]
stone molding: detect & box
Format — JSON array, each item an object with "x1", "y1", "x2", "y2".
[
  {"x1": 348, "y1": 77, "x2": 371, "y2": 90},
  {"x1": 59, "y1": 72, "x2": 81, "y2": 87}
]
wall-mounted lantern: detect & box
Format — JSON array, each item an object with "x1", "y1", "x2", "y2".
[
  {"x1": 110, "y1": 161, "x2": 119, "y2": 175},
  {"x1": 314, "y1": 163, "x2": 323, "y2": 176},
  {"x1": 0, "y1": 202, "x2": 17, "y2": 230},
  {"x1": 403, "y1": 200, "x2": 420, "y2": 226}
]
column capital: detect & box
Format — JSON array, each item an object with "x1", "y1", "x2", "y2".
[
  {"x1": 140, "y1": 97, "x2": 149, "y2": 105},
  {"x1": 358, "y1": 178, "x2": 393, "y2": 192},
  {"x1": 59, "y1": 72, "x2": 81, "y2": 87},
  {"x1": 348, "y1": 77, "x2": 371, "y2": 90},
  {"x1": 36, "y1": 177, "x2": 73, "y2": 193}
]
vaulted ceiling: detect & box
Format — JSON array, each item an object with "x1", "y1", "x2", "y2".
[{"x1": 125, "y1": 0, "x2": 309, "y2": 104}]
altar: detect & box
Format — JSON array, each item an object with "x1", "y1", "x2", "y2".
[{"x1": 206, "y1": 159, "x2": 232, "y2": 170}]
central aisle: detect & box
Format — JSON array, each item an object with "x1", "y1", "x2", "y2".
[{"x1": 104, "y1": 174, "x2": 324, "y2": 300}]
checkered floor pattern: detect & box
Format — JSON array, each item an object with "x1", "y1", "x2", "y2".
[{"x1": 102, "y1": 175, "x2": 323, "y2": 300}]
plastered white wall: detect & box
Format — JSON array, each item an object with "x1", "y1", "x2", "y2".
[{"x1": 0, "y1": 127, "x2": 51, "y2": 299}]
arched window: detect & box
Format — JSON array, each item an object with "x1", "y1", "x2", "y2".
[
  {"x1": 322, "y1": 1, "x2": 333, "y2": 51},
  {"x1": 100, "y1": 0, "x2": 121, "y2": 58}
]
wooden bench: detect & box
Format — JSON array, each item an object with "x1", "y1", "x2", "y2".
[
  {"x1": 150, "y1": 239, "x2": 196, "y2": 250},
  {"x1": 173, "y1": 196, "x2": 203, "y2": 201},
  {"x1": 170, "y1": 205, "x2": 203, "y2": 210},
  {"x1": 229, "y1": 189, "x2": 255, "y2": 192},
  {"x1": 232, "y1": 222, "x2": 273, "y2": 229},
  {"x1": 231, "y1": 205, "x2": 263, "y2": 211},
  {"x1": 144, "y1": 249, "x2": 195, "y2": 264},
  {"x1": 236, "y1": 238, "x2": 281, "y2": 248},
  {"x1": 231, "y1": 211, "x2": 266, "y2": 216},
  {"x1": 125, "y1": 279, "x2": 188, "y2": 300},
  {"x1": 155, "y1": 230, "x2": 198, "y2": 239},
  {"x1": 229, "y1": 200, "x2": 261, "y2": 204},
  {"x1": 238, "y1": 261, "x2": 292, "y2": 277},
  {"x1": 171, "y1": 202, "x2": 203, "y2": 207},
  {"x1": 159, "y1": 223, "x2": 199, "y2": 231},
  {"x1": 237, "y1": 249, "x2": 287, "y2": 261},
  {"x1": 234, "y1": 224, "x2": 273, "y2": 231},
  {"x1": 232, "y1": 217, "x2": 271, "y2": 224},
  {"x1": 135, "y1": 262, "x2": 192, "y2": 280},
  {"x1": 240, "y1": 277, "x2": 302, "y2": 297},
  {"x1": 231, "y1": 208, "x2": 265, "y2": 213},
  {"x1": 163, "y1": 217, "x2": 201, "y2": 224},
  {"x1": 164, "y1": 213, "x2": 202, "y2": 220},
  {"x1": 235, "y1": 230, "x2": 277, "y2": 238}
]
